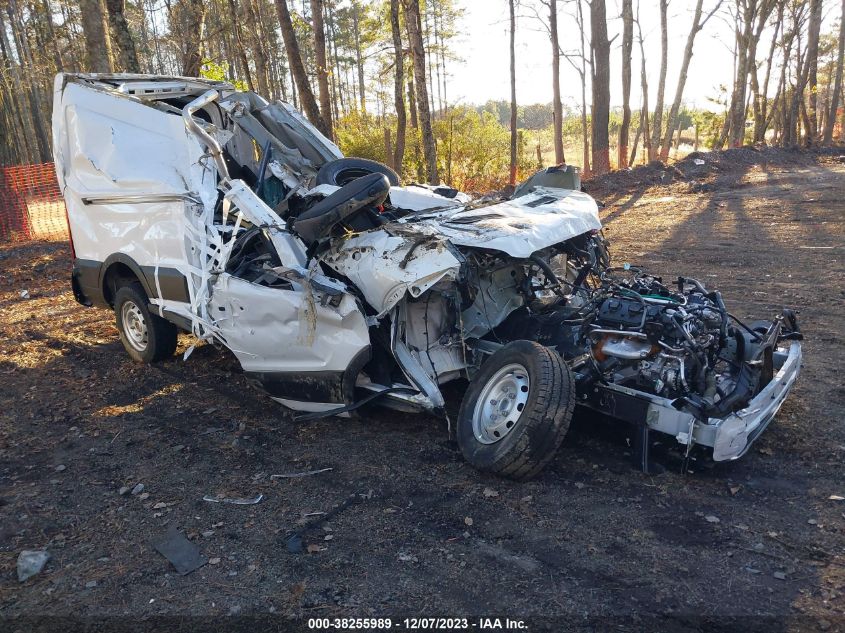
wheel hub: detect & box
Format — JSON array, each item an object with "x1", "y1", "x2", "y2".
[
  {"x1": 121, "y1": 301, "x2": 148, "y2": 352},
  {"x1": 471, "y1": 363, "x2": 530, "y2": 444}
]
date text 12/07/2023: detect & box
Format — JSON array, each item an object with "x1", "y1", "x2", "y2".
[{"x1": 307, "y1": 617, "x2": 529, "y2": 630}]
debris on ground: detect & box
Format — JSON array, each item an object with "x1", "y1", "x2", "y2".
[
  {"x1": 151, "y1": 526, "x2": 208, "y2": 575},
  {"x1": 285, "y1": 534, "x2": 303, "y2": 554},
  {"x1": 270, "y1": 468, "x2": 333, "y2": 479},
  {"x1": 17, "y1": 551, "x2": 50, "y2": 582},
  {"x1": 202, "y1": 493, "x2": 264, "y2": 505}
]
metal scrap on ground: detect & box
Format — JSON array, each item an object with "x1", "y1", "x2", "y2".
[
  {"x1": 151, "y1": 526, "x2": 207, "y2": 575},
  {"x1": 270, "y1": 468, "x2": 333, "y2": 479},
  {"x1": 202, "y1": 494, "x2": 264, "y2": 505}
]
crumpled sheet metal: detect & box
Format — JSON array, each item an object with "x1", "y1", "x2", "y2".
[
  {"x1": 410, "y1": 187, "x2": 602, "y2": 258},
  {"x1": 320, "y1": 229, "x2": 461, "y2": 316}
]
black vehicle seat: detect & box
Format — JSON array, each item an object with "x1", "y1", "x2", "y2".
[{"x1": 293, "y1": 172, "x2": 390, "y2": 245}]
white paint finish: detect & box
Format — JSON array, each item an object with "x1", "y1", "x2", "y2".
[
  {"x1": 52, "y1": 75, "x2": 216, "y2": 298},
  {"x1": 387, "y1": 186, "x2": 463, "y2": 212},
  {"x1": 320, "y1": 229, "x2": 462, "y2": 315},
  {"x1": 409, "y1": 188, "x2": 601, "y2": 258},
  {"x1": 208, "y1": 274, "x2": 369, "y2": 373}
]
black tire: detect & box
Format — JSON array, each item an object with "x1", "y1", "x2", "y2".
[
  {"x1": 457, "y1": 340, "x2": 575, "y2": 481},
  {"x1": 316, "y1": 157, "x2": 400, "y2": 187},
  {"x1": 114, "y1": 282, "x2": 178, "y2": 363}
]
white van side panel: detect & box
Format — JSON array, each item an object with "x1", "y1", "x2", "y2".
[{"x1": 52, "y1": 77, "x2": 216, "y2": 305}]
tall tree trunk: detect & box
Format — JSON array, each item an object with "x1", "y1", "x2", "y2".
[
  {"x1": 104, "y1": 0, "x2": 139, "y2": 72},
  {"x1": 618, "y1": 0, "x2": 633, "y2": 168},
  {"x1": 590, "y1": 0, "x2": 610, "y2": 175},
  {"x1": 7, "y1": 2, "x2": 50, "y2": 161},
  {"x1": 40, "y1": 0, "x2": 65, "y2": 71},
  {"x1": 660, "y1": 0, "x2": 722, "y2": 160},
  {"x1": 784, "y1": 5, "x2": 809, "y2": 146},
  {"x1": 432, "y1": 0, "x2": 443, "y2": 112},
  {"x1": 408, "y1": 78, "x2": 418, "y2": 128},
  {"x1": 403, "y1": 0, "x2": 438, "y2": 183},
  {"x1": 275, "y1": 0, "x2": 329, "y2": 135},
  {"x1": 407, "y1": 73, "x2": 423, "y2": 181},
  {"x1": 823, "y1": 0, "x2": 845, "y2": 143},
  {"x1": 0, "y1": 9, "x2": 35, "y2": 163},
  {"x1": 258, "y1": 0, "x2": 285, "y2": 99},
  {"x1": 79, "y1": 0, "x2": 114, "y2": 72},
  {"x1": 226, "y1": 0, "x2": 255, "y2": 89},
  {"x1": 325, "y1": 2, "x2": 344, "y2": 116},
  {"x1": 577, "y1": 0, "x2": 589, "y2": 175},
  {"x1": 649, "y1": 0, "x2": 667, "y2": 160},
  {"x1": 726, "y1": 0, "x2": 777, "y2": 148},
  {"x1": 549, "y1": 0, "x2": 564, "y2": 164},
  {"x1": 245, "y1": 0, "x2": 271, "y2": 95},
  {"x1": 352, "y1": 1, "x2": 366, "y2": 111},
  {"x1": 629, "y1": 116, "x2": 642, "y2": 167},
  {"x1": 805, "y1": 0, "x2": 822, "y2": 142},
  {"x1": 508, "y1": 0, "x2": 517, "y2": 186},
  {"x1": 180, "y1": 0, "x2": 206, "y2": 76},
  {"x1": 436, "y1": 0, "x2": 448, "y2": 114},
  {"x1": 636, "y1": 14, "x2": 651, "y2": 165},
  {"x1": 754, "y1": 2, "x2": 782, "y2": 143},
  {"x1": 390, "y1": 0, "x2": 406, "y2": 177},
  {"x1": 423, "y1": 4, "x2": 436, "y2": 116},
  {"x1": 310, "y1": 0, "x2": 334, "y2": 139}
]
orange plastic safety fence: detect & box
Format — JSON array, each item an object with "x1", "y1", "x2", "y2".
[{"x1": 0, "y1": 162, "x2": 67, "y2": 243}]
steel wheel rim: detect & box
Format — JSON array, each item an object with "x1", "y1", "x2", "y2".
[
  {"x1": 471, "y1": 363, "x2": 531, "y2": 444},
  {"x1": 121, "y1": 301, "x2": 148, "y2": 352}
]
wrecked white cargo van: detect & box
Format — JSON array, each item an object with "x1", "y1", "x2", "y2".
[{"x1": 53, "y1": 73, "x2": 803, "y2": 479}]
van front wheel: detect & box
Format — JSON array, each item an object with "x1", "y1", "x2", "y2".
[
  {"x1": 457, "y1": 341, "x2": 575, "y2": 480},
  {"x1": 114, "y1": 282, "x2": 177, "y2": 363}
]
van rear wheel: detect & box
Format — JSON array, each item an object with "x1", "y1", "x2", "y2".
[{"x1": 114, "y1": 282, "x2": 177, "y2": 363}]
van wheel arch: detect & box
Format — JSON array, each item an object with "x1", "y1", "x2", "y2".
[{"x1": 100, "y1": 255, "x2": 153, "y2": 307}]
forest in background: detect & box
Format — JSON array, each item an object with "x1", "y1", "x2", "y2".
[{"x1": 0, "y1": 0, "x2": 843, "y2": 191}]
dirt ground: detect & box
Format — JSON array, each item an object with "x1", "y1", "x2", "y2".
[{"x1": 1, "y1": 147, "x2": 844, "y2": 628}]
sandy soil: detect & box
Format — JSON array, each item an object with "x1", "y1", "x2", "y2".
[{"x1": 0, "y1": 148, "x2": 843, "y2": 627}]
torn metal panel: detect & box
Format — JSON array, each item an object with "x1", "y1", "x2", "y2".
[
  {"x1": 409, "y1": 188, "x2": 602, "y2": 258},
  {"x1": 320, "y1": 229, "x2": 462, "y2": 315}
]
